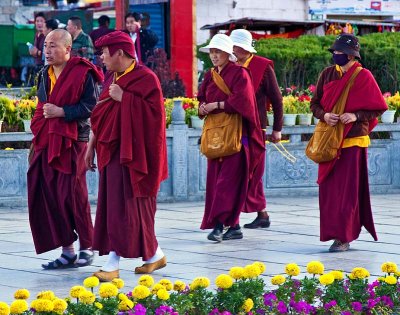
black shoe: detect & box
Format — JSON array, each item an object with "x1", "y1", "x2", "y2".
[
  {"x1": 243, "y1": 216, "x2": 271, "y2": 229},
  {"x1": 223, "y1": 226, "x2": 243, "y2": 240},
  {"x1": 207, "y1": 226, "x2": 223, "y2": 242}
]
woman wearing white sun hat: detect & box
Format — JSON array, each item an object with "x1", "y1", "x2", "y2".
[
  {"x1": 230, "y1": 29, "x2": 283, "y2": 230},
  {"x1": 198, "y1": 33, "x2": 265, "y2": 242}
]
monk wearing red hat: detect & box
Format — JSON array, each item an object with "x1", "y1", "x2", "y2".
[
  {"x1": 28, "y1": 29, "x2": 103, "y2": 269},
  {"x1": 86, "y1": 31, "x2": 168, "y2": 281}
]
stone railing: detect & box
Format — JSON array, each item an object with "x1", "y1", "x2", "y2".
[{"x1": 1, "y1": 100, "x2": 400, "y2": 206}]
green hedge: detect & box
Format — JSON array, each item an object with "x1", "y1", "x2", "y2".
[{"x1": 197, "y1": 33, "x2": 400, "y2": 94}]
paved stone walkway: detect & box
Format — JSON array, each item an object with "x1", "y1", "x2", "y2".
[{"x1": 0, "y1": 194, "x2": 399, "y2": 303}]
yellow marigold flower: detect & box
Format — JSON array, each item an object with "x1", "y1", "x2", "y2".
[
  {"x1": 349, "y1": 273, "x2": 355, "y2": 280},
  {"x1": 118, "y1": 293, "x2": 129, "y2": 301},
  {"x1": 244, "y1": 264, "x2": 260, "y2": 278},
  {"x1": 52, "y1": 299, "x2": 67, "y2": 315},
  {"x1": 384, "y1": 275, "x2": 397, "y2": 285},
  {"x1": 215, "y1": 274, "x2": 233, "y2": 289},
  {"x1": 242, "y1": 298, "x2": 254, "y2": 312},
  {"x1": 0, "y1": 302, "x2": 10, "y2": 315},
  {"x1": 99, "y1": 283, "x2": 118, "y2": 298},
  {"x1": 133, "y1": 285, "x2": 151, "y2": 300},
  {"x1": 229, "y1": 267, "x2": 245, "y2": 280},
  {"x1": 70, "y1": 286, "x2": 86, "y2": 298},
  {"x1": 381, "y1": 262, "x2": 398, "y2": 274},
  {"x1": 14, "y1": 289, "x2": 30, "y2": 300},
  {"x1": 156, "y1": 288, "x2": 170, "y2": 300},
  {"x1": 330, "y1": 270, "x2": 344, "y2": 280},
  {"x1": 138, "y1": 275, "x2": 154, "y2": 288},
  {"x1": 79, "y1": 291, "x2": 95, "y2": 304},
  {"x1": 285, "y1": 263, "x2": 300, "y2": 276},
  {"x1": 83, "y1": 276, "x2": 99, "y2": 288},
  {"x1": 173, "y1": 280, "x2": 186, "y2": 292},
  {"x1": 252, "y1": 261, "x2": 266, "y2": 274},
  {"x1": 377, "y1": 277, "x2": 385, "y2": 282},
  {"x1": 95, "y1": 302, "x2": 103, "y2": 309},
  {"x1": 319, "y1": 273, "x2": 335, "y2": 286},
  {"x1": 112, "y1": 278, "x2": 125, "y2": 289},
  {"x1": 151, "y1": 283, "x2": 165, "y2": 294},
  {"x1": 10, "y1": 300, "x2": 28, "y2": 314},
  {"x1": 351, "y1": 267, "x2": 370, "y2": 279},
  {"x1": 190, "y1": 277, "x2": 210, "y2": 290},
  {"x1": 118, "y1": 299, "x2": 134, "y2": 311},
  {"x1": 271, "y1": 275, "x2": 286, "y2": 285},
  {"x1": 306, "y1": 261, "x2": 324, "y2": 275},
  {"x1": 37, "y1": 290, "x2": 55, "y2": 300},
  {"x1": 159, "y1": 279, "x2": 173, "y2": 291},
  {"x1": 30, "y1": 299, "x2": 54, "y2": 312}
]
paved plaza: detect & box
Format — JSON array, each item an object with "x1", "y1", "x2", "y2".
[{"x1": 0, "y1": 194, "x2": 399, "y2": 303}]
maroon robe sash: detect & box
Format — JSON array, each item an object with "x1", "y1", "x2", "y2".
[
  {"x1": 247, "y1": 55, "x2": 273, "y2": 93},
  {"x1": 31, "y1": 57, "x2": 104, "y2": 174},
  {"x1": 91, "y1": 64, "x2": 168, "y2": 197},
  {"x1": 318, "y1": 62, "x2": 388, "y2": 184}
]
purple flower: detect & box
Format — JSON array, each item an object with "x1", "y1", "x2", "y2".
[
  {"x1": 133, "y1": 303, "x2": 147, "y2": 315},
  {"x1": 277, "y1": 301, "x2": 288, "y2": 314},
  {"x1": 367, "y1": 298, "x2": 378, "y2": 309},
  {"x1": 220, "y1": 312, "x2": 231, "y2": 315},
  {"x1": 352, "y1": 301, "x2": 363, "y2": 312},
  {"x1": 155, "y1": 305, "x2": 176, "y2": 315},
  {"x1": 380, "y1": 296, "x2": 394, "y2": 308},
  {"x1": 341, "y1": 312, "x2": 352, "y2": 315},
  {"x1": 324, "y1": 300, "x2": 337, "y2": 310},
  {"x1": 208, "y1": 309, "x2": 220, "y2": 315},
  {"x1": 263, "y1": 293, "x2": 277, "y2": 307},
  {"x1": 290, "y1": 300, "x2": 313, "y2": 314}
]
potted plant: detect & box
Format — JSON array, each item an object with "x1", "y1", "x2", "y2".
[
  {"x1": 295, "y1": 94, "x2": 313, "y2": 125},
  {"x1": 267, "y1": 109, "x2": 274, "y2": 127},
  {"x1": 282, "y1": 95, "x2": 297, "y2": 126},
  {"x1": 382, "y1": 92, "x2": 400, "y2": 123},
  {"x1": 0, "y1": 95, "x2": 18, "y2": 132},
  {"x1": 15, "y1": 98, "x2": 37, "y2": 133}
]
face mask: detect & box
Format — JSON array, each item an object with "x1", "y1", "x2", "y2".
[{"x1": 332, "y1": 53, "x2": 349, "y2": 66}]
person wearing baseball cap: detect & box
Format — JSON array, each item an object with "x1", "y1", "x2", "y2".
[
  {"x1": 311, "y1": 33, "x2": 387, "y2": 252},
  {"x1": 198, "y1": 33, "x2": 265, "y2": 242},
  {"x1": 230, "y1": 29, "x2": 283, "y2": 230},
  {"x1": 87, "y1": 31, "x2": 168, "y2": 281}
]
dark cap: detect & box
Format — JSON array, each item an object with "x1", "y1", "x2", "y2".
[{"x1": 328, "y1": 34, "x2": 361, "y2": 59}]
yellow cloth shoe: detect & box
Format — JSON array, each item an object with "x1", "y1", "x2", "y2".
[
  {"x1": 93, "y1": 269, "x2": 120, "y2": 282},
  {"x1": 134, "y1": 256, "x2": 167, "y2": 274}
]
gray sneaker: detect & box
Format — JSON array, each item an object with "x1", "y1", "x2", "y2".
[{"x1": 329, "y1": 240, "x2": 350, "y2": 252}]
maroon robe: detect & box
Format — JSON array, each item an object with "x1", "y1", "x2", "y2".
[
  {"x1": 243, "y1": 55, "x2": 283, "y2": 213},
  {"x1": 91, "y1": 63, "x2": 168, "y2": 259},
  {"x1": 28, "y1": 57, "x2": 103, "y2": 254},
  {"x1": 198, "y1": 62, "x2": 265, "y2": 229},
  {"x1": 313, "y1": 62, "x2": 387, "y2": 243}
]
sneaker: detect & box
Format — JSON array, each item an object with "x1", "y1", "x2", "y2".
[
  {"x1": 329, "y1": 240, "x2": 350, "y2": 252},
  {"x1": 207, "y1": 226, "x2": 223, "y2": 242},
  {"x1": 222, "y1": 225, "x2": 243, "y2": 240},
  {"x1": 243, "y1": 216, "x2": 270, "y2": 229}
]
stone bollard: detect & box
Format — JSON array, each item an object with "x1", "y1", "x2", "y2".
[{"x1": 169, "y1": 99, "x2": 189, "y2": 200}]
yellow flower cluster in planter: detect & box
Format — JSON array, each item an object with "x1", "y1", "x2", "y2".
[
  {"x1": 164, "y1": 97, "x2": 199, "y2": 127},
  {"x1": 0, "y1": 261, "x2": 399, "y2": 315}
]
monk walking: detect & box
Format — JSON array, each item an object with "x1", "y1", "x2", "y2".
[
  {"x1": 198, "y1": 34, "x2": 265, "y2": 242},
  {"x1": 86, "y1": 31, "x2": 168, "y2": 281},
  {"x1": 230, "y1": 29, "x2": 283, "y2": 229},
  {"x1": 28, "y1": 29, "x2": 103, "y2": 269}
]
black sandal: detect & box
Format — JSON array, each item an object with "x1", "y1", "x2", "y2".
[
  {"x1": 42, "y1": 254, "x2": 77, "y2": 270},
  {"x1": 75, "y1": 250, "x2": 94, "y2": 267}
]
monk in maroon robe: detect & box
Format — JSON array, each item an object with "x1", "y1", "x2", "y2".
[
  {"x1": 86, "y1": 31, "x2": 168, "y2": 281},
  {"x1": 198, "y1": 34, "x2": 265, "y2": 242},
  {"x1": 310, "y1": 34, "x2": 387, "y2": 252},
  {"x1": 28, "y1": 29, "x2": 103, "y2": 269},
  {"x1": 230, "y1": 29, "x2": 283, "y2": 229}
]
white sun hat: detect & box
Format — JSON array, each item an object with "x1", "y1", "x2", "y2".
[
  {"x1": 199, "y1": 34, "x2": 237, "y2": 61},
  {"x1": 230, "y1": 29, "x2": 257, "y2": 53}
]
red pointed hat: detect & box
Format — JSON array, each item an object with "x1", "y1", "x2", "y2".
[{"x1": 95, "y1": 30, "x2": 135, "y2": 59}]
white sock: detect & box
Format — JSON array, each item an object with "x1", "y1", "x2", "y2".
[
  {"x1": 58, "y1": 244, "x2": 76, "y2": 264},
  {"x1": 101, "y1": 251, "x2": 120, "y2": 272},
  {"x1": 145, "y1": 246, "x2": 164, "y2": 264}
]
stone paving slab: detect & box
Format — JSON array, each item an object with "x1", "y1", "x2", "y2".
[{"x1": 0, "y1": 194, "x2": 399, "y2": 303}]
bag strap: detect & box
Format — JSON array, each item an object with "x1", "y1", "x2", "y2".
[
  {"x1": 211, "y1": 68, "x2": 232, "y2": 96},
  {"x1": 332, "y1": 66, "x2": 362, "y2": 115}
]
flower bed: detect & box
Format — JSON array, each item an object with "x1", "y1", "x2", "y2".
[{"x1": 0, "y1": 261, "x2": 399, "y2": 315}]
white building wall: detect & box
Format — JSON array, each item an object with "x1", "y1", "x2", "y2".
[{"x1": 196, "y1": 0, "x2": 308, "y2": 44}]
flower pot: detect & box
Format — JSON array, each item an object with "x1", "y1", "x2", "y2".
[
  {"x1": 283, "y1": 114, "x2": 297, "y2": 126},
  {"x1": 190, "y1": 116, "x2": 204, "y2": 129},
  {"x1": 298, "y1": 114, "x2": 312, "y2": 126},
  {"x1": 267, "y1": 114, "x2": 274, "y2": 126},
  {"x1": 381, "y1": 110, "x2": 396, "y2": 123},
  {"x1": 23, "y1": 119, "x2": 32, "y2": 133},
  {"x1": 313, "y1": 116, "x2": 320, "y2": 125}
]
